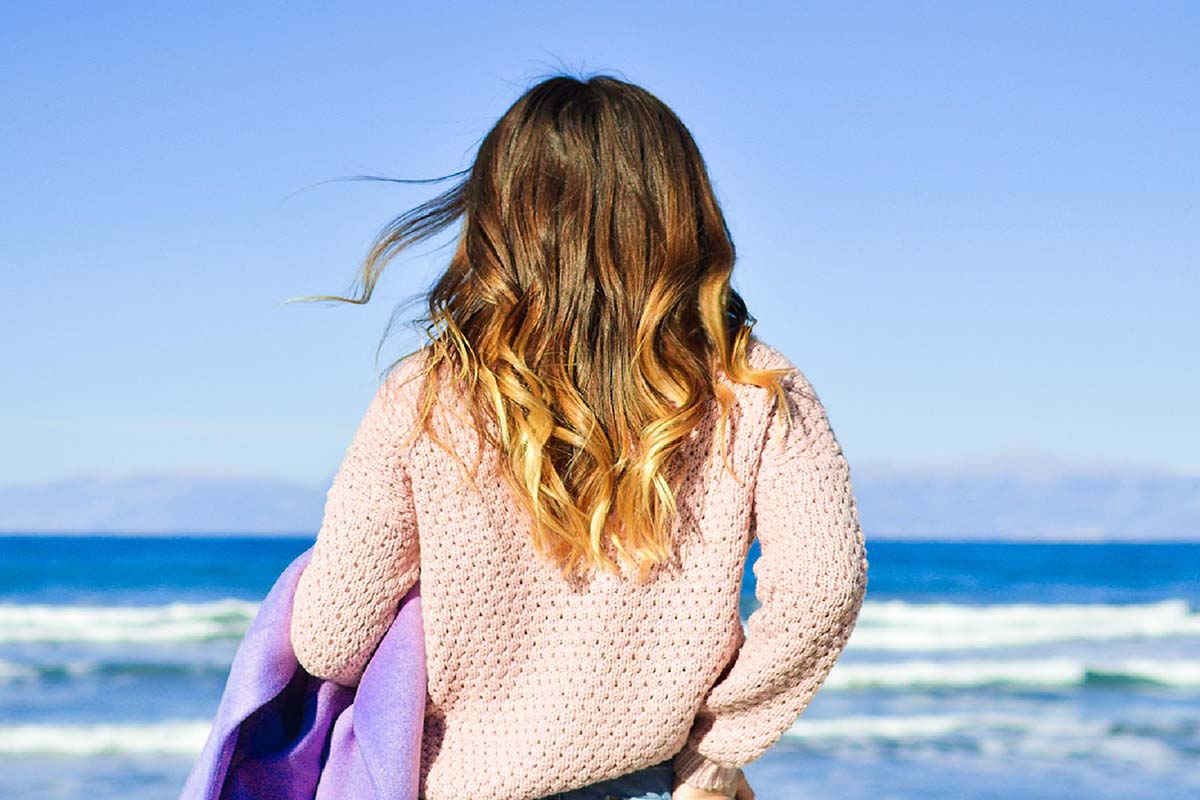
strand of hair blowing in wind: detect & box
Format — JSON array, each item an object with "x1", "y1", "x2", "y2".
[{"x1": 287, "y1": 73, "x2": 791, "y2": 583}]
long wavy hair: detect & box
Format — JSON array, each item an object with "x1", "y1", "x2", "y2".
[{"x1": 289, "y1": 73, "x2": 791, "y2": 582}]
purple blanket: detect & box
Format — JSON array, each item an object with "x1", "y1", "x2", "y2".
[{"x1": 180, "y1": 547, "x2": 426, "y2": 800}]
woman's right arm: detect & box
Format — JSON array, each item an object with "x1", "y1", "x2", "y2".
[
  {"x1": 289, "y1": 368, "x2": 422, "y2": 688},
  {"x1": 673, "y1": 365, "x2": 870, "y2": 795}
]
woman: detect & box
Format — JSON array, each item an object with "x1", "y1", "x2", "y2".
[{"x1": 287, "y1": 73, "x2": 868, "y2": 800}]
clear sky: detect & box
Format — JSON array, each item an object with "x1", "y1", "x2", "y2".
[{"x1": 2, "y1": 2, "x2": 1196, "y2": 486}]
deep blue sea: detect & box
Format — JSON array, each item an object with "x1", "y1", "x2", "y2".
[{"x1": 0, "y1": 536, "x2": 1197, "y2": 800}]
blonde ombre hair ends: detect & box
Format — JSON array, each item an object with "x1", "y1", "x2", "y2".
[{"x1": 289, "y1": 73, "x2": 791, "y2": 582}]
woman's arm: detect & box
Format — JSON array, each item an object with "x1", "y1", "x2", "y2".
[
  {"x1": 673, "y1": 366, "x2": 870, "y2": 794},
  {"x1": 289, "y1": 373, "x2": 421, "y2": 688}
]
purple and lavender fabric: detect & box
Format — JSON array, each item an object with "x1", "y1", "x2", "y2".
[{"x1": 180, "y1": 547, "x2": 426, "y2": 800}]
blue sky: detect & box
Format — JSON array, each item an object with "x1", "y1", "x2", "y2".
[{"x1": 2, "y1": 2, "x2": 1196, "y2": 486}]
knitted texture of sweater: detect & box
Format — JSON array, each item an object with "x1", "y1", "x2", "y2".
[{"x1": 289, "y1": 336, "x2": 869, "y2": 800}]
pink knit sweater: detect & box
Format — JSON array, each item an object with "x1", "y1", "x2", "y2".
[{"x1": 289, "y1": 336, "x2": 869, "y2": 800}]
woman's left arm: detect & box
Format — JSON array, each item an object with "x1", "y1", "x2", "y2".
[{"x1": 289, "y1": 375, "x2": 421, "y2": 687}]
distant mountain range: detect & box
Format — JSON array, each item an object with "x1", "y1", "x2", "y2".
[
  {"x1": 849, "y1": 454, "x2": 1198, "y2": 541},
  {"x1": 1, "y1": 456, "x2": 1196, "y2": 540},
  {"x1": 0, "y1": 472, "x2": 324, "y2": 536}
]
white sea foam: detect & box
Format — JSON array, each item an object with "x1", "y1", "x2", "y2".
[
  {"x1": 0, "y1": 600, "x2": 258, "y2": 643},
  {"x1": 0, "y1": 713, "x2": 1182, "y2": 760},
  {"x1": 785, "y1": 712, "x2": 980, "y2": 739},
  {"x1": 0, "y1": 597, "x2": 1196, "y2": 650},
  {"x1": 0, "y1": 656, "x2": 232, "y2": 683},
  {"x1": 0, "y1": 720, "x2": 212, "y2": 755},
  {"x1": 0, "y1": 660, "x2": 38, "y2": 681},
  {"x1": 823, "y1": 657, "x2": 1200, "y2": 690},
  {"x1": 4, "y1": 652, "x2": 1196, "y2": 692},
  {"x1": 781, "y1": 712, "x2": 1196, "y2": 767},
  {"x1": 846, "y1": 598, "x2": 1200, "y2": 651}
]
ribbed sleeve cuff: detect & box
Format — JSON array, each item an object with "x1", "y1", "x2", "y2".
[{"x1": 672, "y1": 744, "x2": 743, "y2": 796}]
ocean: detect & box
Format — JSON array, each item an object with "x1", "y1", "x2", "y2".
[{"x1": 0, "y1": 535, "x2": 1196, "y2": 800}]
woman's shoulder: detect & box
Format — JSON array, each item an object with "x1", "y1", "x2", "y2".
[
  {"x1": 744, "y1": 334, "x2": 795, "y2": 372},
  {"x1": 738, "y1": 335, "x2": 829, "y2": 440},
  {"x1": 361, "y1": 347, "x2": 438, "y2": 443},
  {"x1": 379, "y1": 346, "x2": 435, "y2": 397},
  {"x1": 742, "y1": 334, "x2": 818, "y2": 400}
]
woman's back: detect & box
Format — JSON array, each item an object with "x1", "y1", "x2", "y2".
[{"x1": 290, "y1": 335, "x2": 869, "y2": 800}]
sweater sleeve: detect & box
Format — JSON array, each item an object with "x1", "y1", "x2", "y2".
[
  {"x1": 673, "y1": 367, "x2": 869, "y2": 794},
  {"x1": 289, "y1": 373, "x2": 421, "y2": 688}
]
